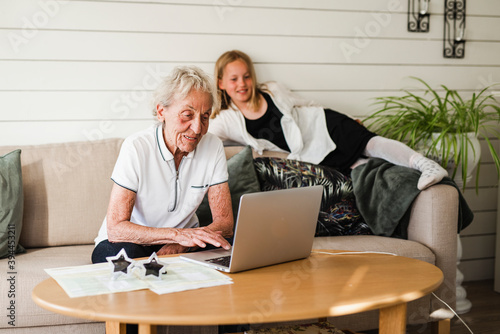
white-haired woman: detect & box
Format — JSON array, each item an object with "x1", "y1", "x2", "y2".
[{"x1": 92, "y1": 66, "x2": 233, "y2": 263}]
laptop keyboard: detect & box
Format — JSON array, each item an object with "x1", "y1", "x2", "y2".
[{"x1": 206, "y1": 255, "x2": 231, "y2": 267}]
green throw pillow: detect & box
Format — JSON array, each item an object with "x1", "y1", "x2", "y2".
[
  {"x1": 196, "y1": 146, "x2": 261, "y2": 227},
  {"x1": 0, "y1": 150, "x2": 25, "y2": 258}
]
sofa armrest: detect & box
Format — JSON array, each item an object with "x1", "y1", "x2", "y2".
[{"x1": 407, "y1": 184, "x2": 459, "y2": 318}]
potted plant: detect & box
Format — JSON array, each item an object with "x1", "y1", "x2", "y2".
[{"x1": 364, "y1": 77, "x2": 500, "y2": 191}]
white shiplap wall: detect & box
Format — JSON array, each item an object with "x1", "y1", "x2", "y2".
[{"x1": 1, "y1": 0, "x2": 499, "y2": 281}]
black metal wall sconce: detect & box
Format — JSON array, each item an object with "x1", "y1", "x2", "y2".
[
  {"x1": 444, "y1": 0, "x2": 466, "y2": 58},
  {"x1": 408, "y1": 0, "x2": 430, "y2": 32}
]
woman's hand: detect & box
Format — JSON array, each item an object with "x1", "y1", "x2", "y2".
[
  {"x1": 157, "y1": 243, "x2": 190, "y2": 255},
  {"x1": 172, "y1": 227, "x2": 231, "y2": 250}
]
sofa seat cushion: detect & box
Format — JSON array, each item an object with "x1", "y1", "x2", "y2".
[
  {"x1": 0, "y1": 245, "x2": 98, "y2": 329},
  {"x1": 312, "y1": 235, "x2": 435, "y2": 264}
]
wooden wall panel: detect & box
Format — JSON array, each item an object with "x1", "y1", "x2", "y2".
[
  {"x1": 461, "y1": 235, "x2": 496, "y2": 260},
  {"x1": 3, "y1": 90, "x2": 499, "y2": 123},
  {"x1": 0, "y1": 91, "x2": 153, "y2": 121},
  {"x1": 3, "y1": 1, "x2": 499, "y2": 40},
  {"x1": 0, "y1": 120, "x2": 154, "y2": 146},
  {"x1": 3, "y1": 61, "x2": 500, "y2": 93},
  {"x1": 4, "y1": 30, "x2": 500, "y2": 66},
  {"x1": 461, "y1": 211, "x2": 496, "y2": 236},
  {"x1": 88, "y1": 0, "x2": 500, "y2": 16},
  {"x1": 459, "y1": 259, "x2": 495, "y2": 282}
]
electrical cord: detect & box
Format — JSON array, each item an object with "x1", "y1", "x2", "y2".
[
  {"x1": 431, "y1": 292, "x2": 473, "y2": 334},
  {"x1": 311, "y1": 250, "x2": 397, "y2": 256}
]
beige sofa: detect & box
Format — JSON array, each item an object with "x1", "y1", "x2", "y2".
[{"x1": 0, "y1": 138, "x2": 458, "y2": 334}]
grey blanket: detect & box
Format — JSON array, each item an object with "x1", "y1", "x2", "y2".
[{"x1": 351, "y1": 158, "x2": 474, "y2": 239}]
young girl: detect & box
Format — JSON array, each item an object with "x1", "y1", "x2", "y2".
[{"x1": 209, "y1": 50, "x2": 447, "y2": 190}]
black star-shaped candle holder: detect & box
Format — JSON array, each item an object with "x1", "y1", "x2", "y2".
[
  {"x1": 106, "y1": 248, "x2": 136, "y2": 279},
  {"x1": 139, "y1": 252, "x2": 167, "y2": 279}
]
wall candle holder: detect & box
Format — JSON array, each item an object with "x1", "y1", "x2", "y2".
[
  {"x1": 408, "y1": 0, "x2": 430, "y2": 32},
  {"x1": 444, "y1": 0, "x2": 466, "y2": 58}
]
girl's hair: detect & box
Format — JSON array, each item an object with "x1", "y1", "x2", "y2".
[
  {"x1": 152, "y1": 65, "x2": 216, "y2": 116},
  {"x1": 212, "y1": 50, "x2": 262, "y2": 118}
]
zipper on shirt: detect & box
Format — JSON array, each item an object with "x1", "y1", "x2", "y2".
[{"x1": 168, "y1": 157, "x2": 184, "y2": 212}]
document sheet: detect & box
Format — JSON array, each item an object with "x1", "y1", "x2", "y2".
[{"x1": 45, "y1": 257, "x2": 232, "y2": 298}]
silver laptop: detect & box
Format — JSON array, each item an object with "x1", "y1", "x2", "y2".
[{"x1": 180, "y1": 185, "x2": 323, "y2": 273}]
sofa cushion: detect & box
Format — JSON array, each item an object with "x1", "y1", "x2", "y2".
[
  {"x1": 254, "y1": 157, "x2": 372, "y2": 237},
  {"x1": 0, "y1": 138, "x2": 124, "y2": 248},
  {"x1": 312, "y1": 235, "x2": 435, "y2": 264},
  {"x1": 0, "y1": 149, "x2": 25, "y2": 258},
  {"x1": 197, "y1": 146, "x2": 261, "y2": 226},
  {"x1": 0, "y1": 245, "x2": 97, "y2": 329}
]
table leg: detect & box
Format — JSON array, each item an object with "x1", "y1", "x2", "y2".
[
  {"x1": 378, "y1": 303, "x2": 407, "y2": 334},
  {"x1": 138, "y1": 324, "x2": 157, "y2": 334},
  {"x1": 431, "y1": 319, "x2": 451, "y2": 334},
  {"x1": 106, "y1": 321, "x2": 126, "y2": 333}
]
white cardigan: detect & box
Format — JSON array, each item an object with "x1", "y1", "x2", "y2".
[{"x1": 209, "y1": 81, "x2": 336, "y2": 164}]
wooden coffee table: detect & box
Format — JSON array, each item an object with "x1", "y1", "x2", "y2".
[{"x1": 32, "y1": 250, "x2": 443, "y2": 334}]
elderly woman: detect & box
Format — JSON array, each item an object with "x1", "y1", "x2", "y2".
[{"x1": 91, "y1": 66, "x2": 233, "y2": 263}]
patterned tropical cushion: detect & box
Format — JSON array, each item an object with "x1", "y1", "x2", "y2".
[{"x1": 253, "y1": 157, "x2": 372, "y2": 237}]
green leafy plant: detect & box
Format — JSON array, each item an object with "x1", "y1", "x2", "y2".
[{"x1": 365, "y1": 77, "x2": 500, "y2": 190}]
